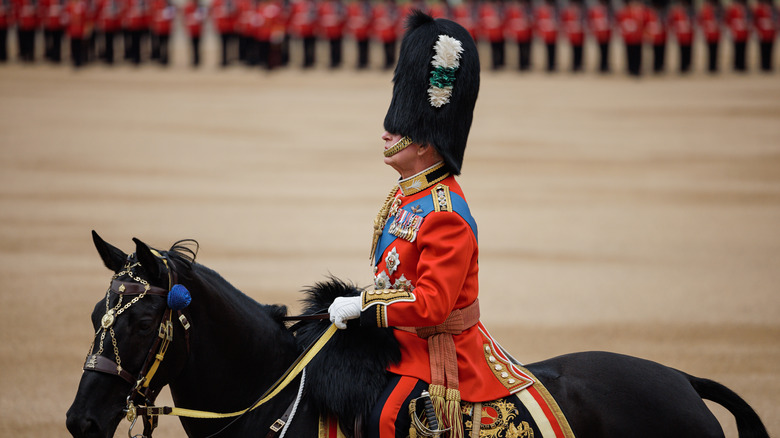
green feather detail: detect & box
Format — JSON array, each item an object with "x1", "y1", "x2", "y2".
[{"x1": 429, "y1": 67, "x2": 458, "y2": 89}]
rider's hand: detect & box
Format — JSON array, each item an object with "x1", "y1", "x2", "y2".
[{"x1": 328, "y1": 296, "x2": 362, "y2": 329}]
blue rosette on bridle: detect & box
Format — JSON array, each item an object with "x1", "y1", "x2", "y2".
[{"x1": 167, "y1": 284, "x2": 191, "y2": 310}]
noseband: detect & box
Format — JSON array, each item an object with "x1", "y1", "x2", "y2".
[{"x1": 83, "y1": 254, "x2": 192, "y2": 437}]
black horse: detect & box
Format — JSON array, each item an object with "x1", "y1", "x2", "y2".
[{"x1": 67, "y1": 233, "x2": 769, "y2": 438}]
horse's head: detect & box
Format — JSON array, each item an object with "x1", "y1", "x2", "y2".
[{"x1": 66, "y1": 231, "x2": 197, "y2": 438}]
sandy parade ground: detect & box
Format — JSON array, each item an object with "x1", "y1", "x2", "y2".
[{"x1": 0, "y1": 34, "x2": 779, "y2": 437}]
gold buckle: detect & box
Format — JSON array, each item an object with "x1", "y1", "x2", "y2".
[{"x1": 270, "y1": 419, "x2": 286, "y2": 432}]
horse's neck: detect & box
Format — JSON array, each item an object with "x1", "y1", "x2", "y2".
[{"x1": 169, "y1": 277, "x2": 300, "y2": 426}]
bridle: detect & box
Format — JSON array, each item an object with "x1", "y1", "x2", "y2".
[
  {"x1": 82, "y1": 252, "x2": 192, "y2": 438},
  {"x1": 81, "y1": 251, "x2": 334, "y2": 438}
]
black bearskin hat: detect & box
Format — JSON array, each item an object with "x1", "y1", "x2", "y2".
[{"x1": 383, "y1": 11, "x2": 480, "y2": 175}]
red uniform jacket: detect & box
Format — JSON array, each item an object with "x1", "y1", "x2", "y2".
[
  {"x1": 753, "y1": 3, "x2": 777, "y2": 42},
  {"x1": 697, "y1": 2, "x2": 720, "y2": 44},
  {"x1": 359, "y1": 166, "x2": 533, "y2": 402},
  {"x1": 428, "y1": 2, "x2": 450, "y2": 19},
  {"x1": 644, "y1": 6, "x2": 666, "y2": 45},
  {"x1": 40, "y1": 0, "x2": 65, "y2": 30},
  {"x1": 234, "y1": 0, "x2": 253, "y2": 37},
  {"x1": 256, "y1": 0, "x2": 285, "y2": 42},
  {"x1": 452, "y1": 3, "x2": 479, "y2": 42},
  {"x1": 560, "y1": 3, "x2": 584, "y2": 45},
  {"x1": 289, "y1": 0, "x2": 315, "y2": 38},
  {"x1": 667, "y1": 4, "x2": 693, "y2": 45},
  {"x1": 150, "y1": 0, "x2": 173, "y2": 35},
  {"x1": 371, "y1": 0, "x2": 398, "y2": 43},
  {"x1": 0, "y1": 0, "x2": 13, "y2": 28},
  {"x1": 211, "y1": 0, "x2": 237, "y2": 34},
  {"x1": 478, "y1": 2, "x2": 504, "y2": 43},
  {"x1": 587, "y1": 3, "x2": 611, "y2": 43},
  {"x1": 182, "y1": 0, "x2": 204, "y2": 36},
  {"x1": 65, "y1": 0, "x2": 88, "y2": 37},
  {"x1": 534, "y1": 3, "x2": 558, "y2": 44},
  {"x1": 123, "y1": 0, "x2": 149, "y2": 30},
  {"x1": 96, "y1": 0, "x2": 122, "y2": 32},
  {"x1": 617, "y1": 2, "x2": 645, "y2": 44},
  {"x1": 317, "y1": 0, "x2": 345, "y2": 39},
  {"x1": 346, "y1": 0, "x2": 372, "y2": 41},
  {"x1": 15, "y1": 0, "x2": 39, "y2": 30},
  {"x1": 724, "y1": 2, "x2": 748, "y2": 42},
  {"x1": 504, "y1": 1, "x2": 532, "y2": 43}
]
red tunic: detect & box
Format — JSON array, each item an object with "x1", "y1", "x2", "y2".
[
  {"x1": 211, "y1": 0, "x2": 237, "y2": 34},
  {"x1": 256, "y1": 0, "x2": 285, "y2": 42},
  {"x1": 644, "y1": 6, "x2": 666, "y2": 45},
  {"x1": 65, "y1": 0, "x2": 88, "y2": 37},
  {"x1": 0, "y1": 0, "x2": 12, "y2": 28},
  {"x1": 96, "y1": 0, "x2": 123, "y2": 32},
  {"x1": 452, "y1": 3, "x2": 479, "y2": 42},
  {"x1": 478, "y1": 2, "x2": 504, "y2": 43},
  {"x1": 667, "y1": 4, "x2": 693, "y2": 45},
  {"x1": 724, "y1": 2, "x2": 748, "y2": 43},
  {"x1": 371, "y1": 0, "x2": 398, "y2": 43},
  {"x1": 182, "y1": 0, "x2": 205, "y2": 37},
  {"x1": 587, "y1": 3, "x2": 611, "y2": 43},
  {"x1": 40, "y1": 0, "x2": 65, "y2": 30},
  {"x1": 534, "y1": 3, "x2": 558, "y2": 44},
  {"x1": 289, "y1": 0, "x2": 316, "y2": 38},
  {"x1": 150, "y1": 0, "x2": 173, "y2": 35},
  {"x1": 346, "y1": 0, "x2": 372, "y2": 41},
  {"x1": 505, "y1": 2, "x2": 533, "y2": 43},
  {"x1": 15, "y1": 0, "x2": 39, "y2": 30},
  {"x1": 617, "y1": 2, "x2": 645, "y2": 45},
  {"x1": 697, "y1": 2, "x2": 720, "y2": 44},
  {"x1": 560, "y1": 3, "x2": 584, "y2": 45},
  {"x1": 123, "y1": 0, "x2": 149, "y2": 30},
  {"x1": 360, "y1": 167, "x2": 532, "y2": 402},
  {"x1": 317, "y1": 0, "x2": 345, "y2": 40},
  {"x1": 753, "y1": 2, "x2": 777, "y2": 42}
]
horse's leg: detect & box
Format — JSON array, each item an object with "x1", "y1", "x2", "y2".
[{"x1": 527, "y1": 352, "x2": 725, "y2": 438}]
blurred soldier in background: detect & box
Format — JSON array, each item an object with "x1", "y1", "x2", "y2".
[
  {"x1": 561, "y1": 0, "x2": 585, "y2": 72},
  {"x1": 429, "y1": 0, "x2": 451, "y2": 18},
  {"x1": 668, "y1": 0, "x2": 693, "y2": 73},
  {"x1": 346, "y1": 0, "x2": 373, "y2": 69},
  {"x1": 506, "y1": 0, "x2": 533, "y2": 71},
  {"x1": 183, "y1": 0, "x2": 204, "y2": 66},
  {"x1": 257, "y1": 0, "x2": 286, "y2": 69},
  {"x1": 645, "y1": 0, "x2": 666, "y2": 73},
  {"x1": 65, "y1": 0, "x2": 88, "y2": 66},
  {"x1": 479, "y1": 0, "x2": 506, "y2": 70},
  {"x1": 724, "y1": 0, "x2": 748, "y2": 72},
  {"x1": 235, "y1": 0, "x2": 254, "y2": 64},
  {"x1": 0, "y1": 0, "x2": 10, "y2": 61},
  {"x1": 289, "y1": 0, "x2": 317, "y2": 68},
  {"x1": 372, "y1": 0, "x2": 399, "y2": 70},
  {"x1": 124, "y1": 0, "x2": 150, "y2": 65},
  {"x1": 697, "y1": 0, "x2": 721, "y2": 73},
  {"x1": 318, "y1": 0, "x2": 346, "y2": 68},
  {"x1": 15, "y1": 0, "x2": 39, "y2": 62},
  {"x1": 588, "y1": 0, "x2": 612, "y2": 73},
  {"x1": 753, "y1": 0, "x2": 776, "y2": 72},
  {"x1": 150, "y1": 0, "x2": 174, "y2": 65},
  {"x1": 535, "y1": 0, "x2": 558, "y2": 72},
  {"x1": 41, "y1": 0, "x2": 65, "y2": 62},
  {"x1": 618, "y1": 0, "x2": 646, "y2": 76},
  {"x1": 212, "y1": 0, "x2": 237, "y2": 66},
  {"x1": 95, "y1": 0, "x2": 122, "y2": 64},
  {"x1": 453, "y1": 0, "x2": 479, "y2": 42}
]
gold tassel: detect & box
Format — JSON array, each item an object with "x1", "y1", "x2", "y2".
[
  {"x1": 429, "y1": 384, "x2": 447, "y2": 432},
  {"x1": 408, "y1": 398, "x2": 418, "y2": 438},
  {"x1": 443, "y1": 388, "x2": 464, "y2": 438}
]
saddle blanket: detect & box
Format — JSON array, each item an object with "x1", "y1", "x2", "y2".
[{"x1": 319, "y1": 366, "x2": 574, "y2": 438}]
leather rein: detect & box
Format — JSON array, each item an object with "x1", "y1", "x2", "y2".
[{"x1": 81, "y1": 254, "x2": 333, "y2": 438}]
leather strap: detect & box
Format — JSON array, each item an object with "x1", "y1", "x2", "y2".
[
  {"x1": 83, "y1": 354, "x2": 136, "y2": 384},
  {"x1": 111, "y1": 279, "x2": 168, "y2": 296},
  {"x1": 265, "y1": 400, "x2": 296, "y2": 438}
]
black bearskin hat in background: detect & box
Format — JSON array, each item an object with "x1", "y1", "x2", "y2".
[{"x1": 383, "y1": 10, "x2": 480, "y2": 175}]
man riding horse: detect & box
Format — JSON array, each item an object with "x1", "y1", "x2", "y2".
[{"x1": 328, "y1": 11, "x2": 538, "y2": 438}]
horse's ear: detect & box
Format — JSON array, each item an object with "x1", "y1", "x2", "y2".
[
  {"x1": 92, "y1": 230, "x2": 127, "y2": 273},
  {"x1": 133, "y1": 237, "x2": 166, "y2": 287}
]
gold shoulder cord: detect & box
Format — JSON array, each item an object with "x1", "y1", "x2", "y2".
[{"x1": 370, "y1": 185, "x2": 402, "y2": 263}]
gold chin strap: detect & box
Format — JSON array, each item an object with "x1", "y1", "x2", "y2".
[{"x1": 384, "y1": 136, "x2": 414, "y2": 157}]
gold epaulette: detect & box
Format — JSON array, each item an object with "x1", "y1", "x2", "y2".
[{"x1": 431, "y1": 184, "x2": 453, "y2": 212}]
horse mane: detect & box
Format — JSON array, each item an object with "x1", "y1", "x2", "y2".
[{"x1": 294, "y1": 277, "x2": 401, "y2": 430}]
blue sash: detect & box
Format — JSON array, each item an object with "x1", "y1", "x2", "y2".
[{"x1": 373, "y1": 192, "x2": 478, "y2": 266}]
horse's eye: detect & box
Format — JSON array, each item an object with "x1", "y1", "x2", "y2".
[{"x1": 138, "y1": 319, "x2": 156, "y2": 333}]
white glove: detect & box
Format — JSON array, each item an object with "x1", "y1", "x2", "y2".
[{"x1": 328, "y1": 296, "x2": 362, "y2": 329}]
